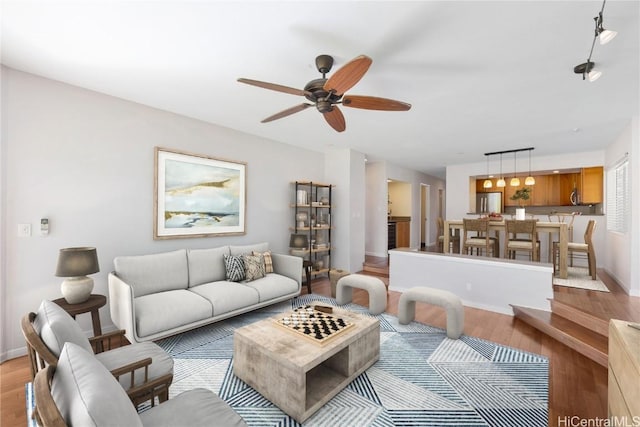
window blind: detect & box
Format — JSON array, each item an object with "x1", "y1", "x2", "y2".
[{"x1": 606, "y1": 158, "x2": 629, "y2": 233}]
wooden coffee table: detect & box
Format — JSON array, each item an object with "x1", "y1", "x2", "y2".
[{"x1": 233, "y1": 303, "x2": 380, "y2": 422}]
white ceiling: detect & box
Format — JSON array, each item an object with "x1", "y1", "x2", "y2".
[{"x1": 2, "y1": 1, "x2": 638, "y2": 178}]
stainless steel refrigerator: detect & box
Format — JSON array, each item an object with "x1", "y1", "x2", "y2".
[{"x1": 476, "y1": 192, "x2": 502, "y2": 213}]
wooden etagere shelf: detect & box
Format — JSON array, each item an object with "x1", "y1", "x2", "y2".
[{"x1": 290, "y1": 181, "x2": 334, "y2": 280}]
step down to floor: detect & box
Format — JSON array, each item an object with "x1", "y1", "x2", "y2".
[
  {"x1": 362, "y1": 261, "x2": 389, "y2": 275},
  {"x1": 511, "y1": 305, "x2": 608, "y2": 367},
  {"x1": 549, "y1": 298, "x2": 610, "y2": 337}
]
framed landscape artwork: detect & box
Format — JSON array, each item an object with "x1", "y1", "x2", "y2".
[{"x1": 154, "y1": 147, "x2": 246, "y2": 239}]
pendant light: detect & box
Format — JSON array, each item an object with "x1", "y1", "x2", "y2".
[
  {"x1": 496, "y1": 154, "x2": 506, "y2": 188},
  {"x1": 510, "y1": 152, "x2": 520, "y2": 187},
  {"x1": 525, "y1": 148, "x2": 536, "y2": 185},
  {"x1": 483, "y1": 154, "x2": 493, "y2": 188}
]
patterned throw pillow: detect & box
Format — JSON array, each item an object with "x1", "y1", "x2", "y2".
[
  {"x1": 252, "y1": 250, "x2": 273, "y2": 273},
  {"x1": 223, "y1": 254, "x2": 245, "y2": 282},
  {"x1": 243, "y1": 254, "x2": 266, "y2": 282}
]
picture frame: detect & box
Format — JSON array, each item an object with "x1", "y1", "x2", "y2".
[{"x1": 154, "y1": 147, "x2": 246, "y2": 239}]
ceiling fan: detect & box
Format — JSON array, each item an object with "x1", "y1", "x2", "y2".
[{"x1": 238, "y1": 54, "x2": 411, "y2": 132}]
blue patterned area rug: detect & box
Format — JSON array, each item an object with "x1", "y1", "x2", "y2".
[{"x1": 155, "y1": 294, "x2": 549, "y2": 427}]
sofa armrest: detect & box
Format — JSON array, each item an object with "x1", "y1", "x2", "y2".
[
  {"x1": 108, "y1": 272, "x2": 139, "y2": 343},
  {"x1": 271, "y1": 253, "x2": 303, "y2": 287}
]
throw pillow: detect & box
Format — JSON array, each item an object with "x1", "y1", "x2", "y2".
[
  {"x1": 252, "y1": 250, "x2": 273, "y2": 273},
  {"x1": 243, "y1": 254, "x2": 266, "y2": 282},
  {"x1": 223, "y1": 254, "x2": 245, "y2": 282}
]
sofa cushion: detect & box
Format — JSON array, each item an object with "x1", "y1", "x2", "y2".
[
  {"x1": 134, "y1": 290, "x2": 212, "y2": 338},
  {"x1": 242, "y1": 273, "x2": 299, "y2": 302},
  {"x1": 229, "y1": 242, "x2": 269, "y2": 256},
  {"x1": 252, "y1": 250, "x2": 273, "y2": 273},
  {"x1": 52, "y1": 342, "x2": 143, "y2": 427},
  {"x1": 139, "y1": 388, "x2": 247, "y2": 427},
  {"x1": 94, "y1": 341, "x2": 174, "y2": 390},
  {"x1": 34, "y1": 300, "x2": 93, "y2": 357},
  {"x1": 223, "y1": 254, "x2": 245, "y2": 282},
  {"x1": 187, "y1": 246, "x2": 230, "y2": 287},
  {"x1": 190, "y1": 282, "x2": 260, "y2": 316},
  {"x1": 114, "y1": 250, "x2": 188, "y2": 297},
  {"x1": 243, "y1": 254, "x2": 266, "y2": 282}
]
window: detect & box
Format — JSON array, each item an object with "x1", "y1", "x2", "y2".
[{"x1": 606, "y1": 158, "x2": 629, "y2": 233}]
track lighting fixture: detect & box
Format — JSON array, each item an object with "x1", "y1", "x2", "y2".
[
  {"x1": 484, "y1": 148, "x2": 535, "y2": 188},
  {"x1": 574, "y1": 0, "x2": 616, "y2": 82}
]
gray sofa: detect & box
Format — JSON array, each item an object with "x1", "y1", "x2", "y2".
[{"x1": 108, "y1": 243, "x2": 302, "y2": 343}]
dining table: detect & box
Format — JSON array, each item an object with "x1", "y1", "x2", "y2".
[{"x1": 443, "y1": 219, "x2": 569, "y2": 279}]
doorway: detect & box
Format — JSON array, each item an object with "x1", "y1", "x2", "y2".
[{"x1": 420, "y1": 184, "x2": 430, "y2": 249}]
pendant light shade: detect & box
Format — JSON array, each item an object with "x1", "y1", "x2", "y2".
[
  {"x1": 483, "y1": 155, "x2": 493, "y2": 188},
  {"x1": 496, "y1": 153, "x2": 506, "y2": 187},
  {"x1": 510, "y1": 152, "x2": 519, "y2": 187},
  {"x1": 525, "y1": 148, "x2": 535, "y2": 185}
]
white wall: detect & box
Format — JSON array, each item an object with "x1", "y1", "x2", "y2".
[
  {"x1": 0, "y1": 68, "x2": 328, "y2": 360},
  {"x1": 365, "y1": 161, "x2": 445, "y2": 257},
  {"x1": 324, "y1": 147, "x2": 366, "y2": 273},
  {"x1": 365, "y1": 161, "x2": 387, "y2": 257},
  {"x1": 604, "y1": 117, "x2": 639, "y2": 296}
]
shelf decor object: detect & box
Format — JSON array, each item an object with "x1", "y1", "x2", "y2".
[
  {"x1": 55, "y1": 247, "x2": 100, "y2": 304},
  {"x1": 154, "y1": 147, "x2": 246, "y2": 239}
]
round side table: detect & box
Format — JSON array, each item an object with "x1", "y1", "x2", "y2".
[{"x1": 52, "y1": 294, "x2": 107, "y2": 337}]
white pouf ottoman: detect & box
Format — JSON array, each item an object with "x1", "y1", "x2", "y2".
[
  {"x1": 398, "y1": 287, "x2": 464, "y2": 339},
  {"x1": 335, "y1": 274, "x2": 387, "y2": 315}
]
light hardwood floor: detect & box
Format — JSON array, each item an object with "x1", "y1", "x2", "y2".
[{"x1": 2, "y1": 267, "x2": 637, "y2": 427}]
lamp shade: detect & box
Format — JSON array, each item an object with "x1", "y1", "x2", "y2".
[
  {"x1": 496, "y1": 178, "x2": 506, "y2": 188},
  {"x1": 55, "y1": 247, "x2": 99, "y2": 277},
  {"x1": 599, "y1": 29, "x2": 617, "y2": 45},
  {"x1": 483, "y1": 179, "x2": 493, "y2": 188},
  {"x1": 525, "y1": 176, "x2": 536, "y2": 186},
  {"x1": 510, "y1": 177, "x2": 521, "y2": 187}
]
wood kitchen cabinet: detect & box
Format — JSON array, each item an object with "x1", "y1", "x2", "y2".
[{"x1": 581, "y1": 166, "x2": 603, "y2": 204}]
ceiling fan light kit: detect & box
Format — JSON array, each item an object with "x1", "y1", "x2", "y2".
[
  {"x1": 574, "y1": 0, "x2": 616, "y2": 81},
  {"x1": 238, "y1": 54, "x2": 411, "y2": 132}
]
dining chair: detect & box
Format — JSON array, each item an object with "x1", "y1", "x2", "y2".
[
  {"x1": 504, "y1": 219, "x2": 540, "y2": 262},
  {"x1": 547, "y1": 212, "x2": 578, "y2": 263},
  {"x1": 553, "y1": 219, "x2": 597, "y2": 279},
  {"x1": 462, "y1": 218, "x2": 499, "y2": 257},
  {"x1": 437, "y1": 217, "x2": 460, "y2": 253}
]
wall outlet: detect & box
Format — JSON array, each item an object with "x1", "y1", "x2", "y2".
[{"x1": 18, "y1": 223, "x2": 32, "y2": 237}]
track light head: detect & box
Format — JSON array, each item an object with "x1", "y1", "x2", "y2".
[
  {"x1": 574, "y1": 61, "x2": 601, "y2": 81},
  {"x1": 596, "y1": 12, "x2": 617, "y2": 45}
]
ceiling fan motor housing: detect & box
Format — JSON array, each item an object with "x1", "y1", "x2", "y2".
[{"x1": 304, "y1": 78, "x2": 342, "y2": 111}]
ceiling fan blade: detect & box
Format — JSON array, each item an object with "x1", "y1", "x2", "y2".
[
  {"x1": 323, "y1": 106, "x2": 346, "y2": 132},
  {"x1": 238, "y1": 78, "x2": 311, "y2": 97},
  {"x1": 342, "y1": 95, "x2": 411, "y2": 111},
  {"x1": 323, "y1": 55, "x2": 372, "y2": 96},
  {"x1": 261, "y1": 103, "x2": 313, "y2": 123}
]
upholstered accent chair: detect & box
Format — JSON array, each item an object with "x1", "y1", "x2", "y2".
[
  {"x1": 22, "y1": 300, "x2": 173, "y2": 407},
  {"x1": 33, "y1": 342, "x2": 247, "y2": 427}
]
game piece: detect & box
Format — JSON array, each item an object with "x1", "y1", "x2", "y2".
[{"x1": 274, "y1": 305, "x2": 353, "y2": 344}]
